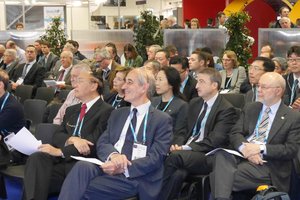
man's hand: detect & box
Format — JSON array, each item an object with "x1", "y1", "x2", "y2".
[
  {"x1": 169, "y1": 144, "x2": 182, "y2": 152},
  {"x1": 110, "y1": 153, "x2": 132, "y2": 170},
  {"x1": 101, "y1": 161, "x2": 125, "y2": 175},
  {"x1": 38, "y1": 144, "x2": 62, "y2": 156},
  {"x1": 66, "y1": 136, "x2": 94, "y2": 156},
  {"x1": 56, "y1": 83, "x2": 66, "y2": 90},
  {"x1": 11, "y1": 82, "x2": 19, "y2": 91},
  {"x1": 248, "y1": 154, "x2": 263, "y2": 165},
  {"x1": 292, "y1": 98, "x2": 300, "y2": 111},
  {"x1": 241, "y1": 142, "x2": 260, "y2": 158}
]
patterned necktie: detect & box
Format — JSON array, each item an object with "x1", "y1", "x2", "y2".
[
  {"x1": 251, "y1": 107, "x2": 271, "y2": 143},
  {"x1": 121, "y1": 108, "x2": 138, "y2": 161}
]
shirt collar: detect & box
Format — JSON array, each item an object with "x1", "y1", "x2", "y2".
[
  {"x1": 130, "y1": 101, "x2": 151, "y2": 116},
  {"x1": 262, "y1": 99, "x2": 281, "y2": 115},
  {"x1": 59, "y1": 65, "x2": 72, "y2": 73},
  {"x1": 293, "y1": 74, "x2": 300, "y2": 85},
  {"x1": 85, "y1": 95, "x2": 100, "y2": 112},
  {"x1": 26, "y1": 60, "x2": 36, "y2": 66},
  {"x1": 206, "y1": 93, "x2": 219, "y2": 108}
]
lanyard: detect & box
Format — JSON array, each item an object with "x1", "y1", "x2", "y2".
[
  {"x1": 0, "y1": 92, "x2": 9, "y2": 112},
  {"x1": 155, "y1": 95, "x2": 174, "y2": 112},
  {"x1": 128, "y1": 59, "x2": 135, "y2": 67},
  {"x1": 112, "y1": 94, "x2": 122, "y2": 109},
  {"x1": 253, "y1": 108, "x2": 272, "y2": 142},
  {"x1": 290, "y1": 81, "x2": 297, "y2": 106},
  {"x1": 68, "y1": 95, "x2": 80, "y2": 107},
  {"x1": 225, "y1": 69, "x2": 235, "y2": 89},
  {"x1": 255, "y1": 87, "x2": 257, "y2": 102},
  {"x1": 72, "y1": 112, "x2": 86, "y2": 137},
  {"x1": 192, "y1": 107, "x2": 211, "y2": 136},
  {"x1": 181, "y1": 76, "x2": 189, "y2": 93},
  {"x1": 129, "y1": 106, "x2": 150, "y2": 145}
]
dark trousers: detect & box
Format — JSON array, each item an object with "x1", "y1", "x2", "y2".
[
  {"x1": 209, "y1": 150, "x2": 271, "y2": 200},
  {"x1": 58, "y1": 161, "x2": 139, "y2": 200},
  {"x1": 22, "y1": 152, "x2": 77, "y2": 200},
  {"x1": 161, "y1": 150, "x2": 212, "y2": 200}
]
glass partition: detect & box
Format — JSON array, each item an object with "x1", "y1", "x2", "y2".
[
  {"x1": 163, "y1": 29, "x2": 228, "y2": 57},
  {"x1": 71, "y1": 30, "x2": 134, "y2": 59},
  {"x1": 259, "y1": 28, "x2": 300, "y2": 58}
]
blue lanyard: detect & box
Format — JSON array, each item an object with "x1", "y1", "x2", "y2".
[
  {"x1": 192, "y1": 107, "x2": 211, "y2": 136},
  {"x1": 72, "y1": 109, "x2": 86, "y2": 137},
  {"x1": 253, "y1": 108, "x2": 272, "y2": 142},
  {"x1": 129, "y1": 106, "x2": 150, "y2": 145},
  {"x1": 112, "y1": 94, "x2": 122, "y2": 109},
  {"x1": 255, "y1": 87, "x2": 257, "y2": 101},
  {"x1": 155, "y1": 95, "x2": 174, "y2": 112},
  {"x1": 0, "y1": 93, "x2": 9, "y2": 112},
  {"x1": 181, "y1": 76, "x2": 189, "y2": 93},
  {"x1": 225, "y1": 69, "x2": 235, "y2": 89},
  {"x1": 290, "y1": 81, "x2": 297, "y2": 106},
  {"x1": 68, "y1": 95, "x2": 80, "y2": 107},
  {"x1": 128, "y1": 59, "x2": 135, "y2": 67}
]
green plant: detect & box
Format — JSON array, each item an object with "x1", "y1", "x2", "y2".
[
  {"x1": 222, "y1": 11, "x2": 253, "y2": 68},
  {"x1": 40, "y1": 16, "x2": 67, "y2": 56},
  {"x1": 133, "y1": 10, "x2": 163, "y2": 58}
]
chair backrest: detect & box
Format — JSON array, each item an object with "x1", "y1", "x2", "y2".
[
  {"x1": 35, "y1": 87, "x2": 55, "y2": 105},
  {"x1": 220, "y1": 93, "x2": 245, "y2": 109},
  {"x1": 58, "y1": 89, "x2": 71, "y2": 101},
  {"x1": 7, "y1": 83, "x2": 12, "y2": 93},
  {"x1": 15, "y1": 85, "x2": 33, "y2": 105},
  {"x1": 47, "y1": 103, "x2": 63, "y2": 123},
  {"x1": 35, "y1": 123, "x2": 61, "y2": 145},
  {"x1": 23, "y1": 99, "x2": 47, "y2": 134}
]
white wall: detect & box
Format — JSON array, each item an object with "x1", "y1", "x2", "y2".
[
  {"x1": 0, "y1": 2, "x2": 6, "y2": 30},
  {"x1": 67, "y1": 6, "x2": 89, "y2": 37}
]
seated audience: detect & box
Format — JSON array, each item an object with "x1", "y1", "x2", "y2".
[
  {"x1": 161, "y1": 68, "x2": 236, "y2": 200},
  {"x1": 22, "y1": 70, "x2": 114, "y2": 200},
  {"x1": 165, "y1": 45, "x2": 178, "y2": 58},
  {"x1": 272, "y1": 57, "x2": 288, "y2": 75},
  {"x1": 170, "y1": 56, "x2": 198, "y2": 102},
  {"x1": 10, "y1": 45, "x2": 45, "y2": 96},
  {"x1": 124, "y1": 43, "x2": 143, "y2": 68},
  {"x1": 2, "y1": 49, "x2": 19, "y2": 78},
  {"x1": 147, "y1": 45, "x2": 162, "y2": 60},
  {"x1": 144, "y1": 60, "x2": 161, "y2": 78},
  {"x1": 209, "y1": 72, "x2": 300, "y2": 200},
  {"x1": 155, "y1": 49, "x2": 170, "y2": 68},
  {"x1": 6, "y1": 40, "x2": 26, "y2": 64},
  {"x1": 105, "y1": 42, "x2": 121, "y2": 64},
  {"x1": 260, "y1": 45, "x2": 274, "y2": 59},
  {"x1": 270, "y1": 7, "x2": 298, "y2": 28},
  {"x1": 63, "y1": 44, "x2": 80, "y2": 65},
  {"x1": 168, "y1": 15, "x2": 184, "y2": 29},
  {"x1": 104, "y1": 66, "x2": 132, "y2": 109},
  {"x1": 39, "y1": 41, "x2": 59, "y2": 72},
  {"x1": 67, "y1": 40, "x2": 87, "y2": 60},
  {"x1": 220, "y1": 50, "x2": 246, "y2": 93},
  {"x1": 152, "y1": 67, "x2": 188, "y2": 144},
  {"x1": 189, "y1": 51, "x2": 208, "y2": 79},
  {"x1": 34, "y1": 40, "x2": 43, "y2": 63},
  {"x1": 191, "y1": 18, "x2": 201, "y2": 29},
  {"x1": 201, "y1": 47, "x2": 223, "y2": 71},
  {"x1": 58, "y1": 68, "x2": 173, "y2": 200}
]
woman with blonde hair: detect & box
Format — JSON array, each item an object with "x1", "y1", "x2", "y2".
[{"x1": 191, "y1": 18, "x2": 201, "y2": 29}]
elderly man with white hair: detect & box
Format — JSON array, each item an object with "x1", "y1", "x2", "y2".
[{"x1": 168, "y1": 15, "x2": 183, "y2": 29}]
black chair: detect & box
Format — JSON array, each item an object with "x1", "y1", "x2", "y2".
[
  {"x1": 14, "y1": 85, "x2": 33, "y2": 105},
  {"x1": 7, "y1": 83, "x2": 12, "y2": 93},
  {"x1": 187, "y1": 174, "x2": 210, "y2": 200},
  {"x1": 23, "y1": 99, "x2": 47, "y2": 134},
  {"x1": 35, "y1": 123, "x2": 61, "y2": 144},
  {"x1": 220, "y1": 93, "x2": 245, "y2": 109},
  {"x1": 35, "y1": 87, "x2": 55, "y2": 105},
  {"x1": 46, "y1": 103, "x2": 63, "y2": 123},
  {"x1": 58, "y1": 89, "x2": 71, "y2": 101}
]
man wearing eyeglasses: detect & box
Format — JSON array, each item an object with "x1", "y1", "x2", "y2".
[
  {"x1": 244, "y1": 57, "x2": 275, "y2": 104},
  {"x1": 209, "y1": 72, "x2": 300, "y2": 200},
  {"x1": 22, "y1": 70, "x2": 114, "y2": 200},
  {"x1": 10, "y1": 45, "x2": 45, "y2": 96}
]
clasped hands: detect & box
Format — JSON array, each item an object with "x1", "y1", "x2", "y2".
[
  {"x1": 101, "y1": 154, "x2": 132, "y2": 176},
  {"x1": 241, "y1": 142, "x2": 263, "y2": 165}
]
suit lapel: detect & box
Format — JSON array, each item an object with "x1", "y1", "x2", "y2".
[
  {"x1": 231, "y1": 68, "x2": 238, "y2": 87},
  {"x1": 220, "y1": 71, "x2": 226, "y2": 89},
  {"x1": 248, "y1": 103, "x2": 263, "y2": 137},
  {"x1": 25, "y1": 63, "x2": 36, "y2": 78},
  {"x1": 204, "y1": 95, "x2": 221, "y2": 136},
  {"x1": 267, "y1": 102, "x2": 287, "y2": 143},
  {"x1": 191, "y1": 98, "x2": 204, "y2": 130},
  {"x1": 83, "y1": 98, "x2": 103, "y2": 123}
]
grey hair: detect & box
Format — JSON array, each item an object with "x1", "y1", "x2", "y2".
[
  {"x1": 135, "y1": 67, "x2": 155, "y2": 99},
  {"x1": 280, "y1": 17, "x2": 291, "y2": 23},
  {"x1": 144, "y1": 60, "x2": 161, "y2": 71},
  {"x1": 150, "y1": 45, "x2": 162, "y2": 54},
  {"x1": 0, "y1": 45, "x2": 5, "y2": 51},
  {"x1": 161, "y1": 20, "x2": 169, "y2": 29},
  {"x1": 73, "y1": 63, "x2": 92, "y2": 72},
  {"x1": 64, "y1": 44, "x2": 75, "y2": 54},
  {"x1": 93, "y1": 48, "x2": 111, "y2": 59},
  {"x1": 5, "y1": 49, "x2": 17, "y2": 60},
  {"x1": 63, "y1": 50, "x2": 73, "y2": 59},
  {"x1": 272, "y1": 57, "x2": 288, "y2": 71},
  {"x1": 168, "y1": 15, "x2": 177, "y2": 23}
]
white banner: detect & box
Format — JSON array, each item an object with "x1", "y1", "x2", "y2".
[{"x1": 44, "y1": 7, "x2": 64, "y2": 29}]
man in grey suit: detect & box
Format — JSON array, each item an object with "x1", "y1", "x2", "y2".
[
  {"x1": 2, "y1": 49, "x2": 19, "y2": 78},
  {"x1": 39, "y1": 41, "x2": 59, "y2": 72},
  {"x1": 58, "y1": 67, "x2": 173, "y2": 200},
  {"x1": 210, "y1": 72, "x2": 300, "y2": 200}
]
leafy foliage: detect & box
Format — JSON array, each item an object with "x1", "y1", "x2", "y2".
[
  {"x1": 40, "y1": 16, "x2": 67, "y2": 56},
  {"x1": 223, "y1": 11, "x2": 253, "y2": 68},
  {"x1": 133, "y1": 10, "x2": 163, "y2": 58}
]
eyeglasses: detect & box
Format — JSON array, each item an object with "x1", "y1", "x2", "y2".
[
  {"x1": 73, "y1": 78, "x2": 93, "y2": 84},
  {"x1": 287, "y1": 58, "x2": 300, "y2": 63},
  {"x1": 26, "y1": 51, "x2": 35, "y2": 54},
  {"x1": 222, "y1": 59, "x2": 232, "y2": 62},
  {"x1": 179, "y1": 69, "x2": 187, "y2": 74},
  {"x1": 248, "y1": 66, "x2": 264, "y2": 71},
  {"x1": 257, "y1": 84, "x2": 280, "y2": 90},
  {"x1": 95, "y1": 58, "x2": 105, "y2": 64}
]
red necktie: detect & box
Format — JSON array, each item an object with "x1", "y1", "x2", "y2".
[
  {"x1": 79, "y1": 104, "x2": 87, "y2": 122},
  {"x1": 58, "y1": 69, "x2": 65, "y2": 81}
]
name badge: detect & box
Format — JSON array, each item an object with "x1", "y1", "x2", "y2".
[
  {"x1": 220, "y1": 89, "x2": 230, "y2": 94},
  {"x1": 132, "y1": 143, "x2": 147, "y2": 160},
  {"x1": 185, "y1": 135, "x2": 196, "y2": 146},
  {"x1": 3, "y1": 132, "x2": 15, "y2": 151},
  {"x1": 16, "y1": 77, "x2": 24, "y2": 85}
]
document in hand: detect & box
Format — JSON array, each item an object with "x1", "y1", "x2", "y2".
[
  {"x1": 71, "y1": 156, "x2": 104, "y2": 166},
  {"x1": 6, "y1": 127, "x2": 42, "y2": 155}
]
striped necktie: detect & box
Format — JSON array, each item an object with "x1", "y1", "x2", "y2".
[{"x1": 251, "y1": 107, "x2": 271, "y2": 143}]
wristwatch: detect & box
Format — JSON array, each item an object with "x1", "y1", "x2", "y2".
[{"x1": 260, "y1": 144, "x2": 265, "y2": 154}]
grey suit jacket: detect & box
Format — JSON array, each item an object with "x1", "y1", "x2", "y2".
[
  {"x1": 220, "y1": 66, "x2": 246, "y2": 93},
  {"x1": 151, "y1": 96, "x2": 188, "y2": 145},
  {"x1": 38, "y1": 52, "x2": 59, "y2": 72},
  {"x1": 229, "y1": 101, "x2": 300, "y2": 192},
  {"x1": 50, "y1": 62, "x2": 72, "y2": 87},
  {"x1": 97, "y1": 105, "x2": 173, "y2": 200},
  {"x1": 6, "y1": 59, "x2": 19, "y2": 78}
]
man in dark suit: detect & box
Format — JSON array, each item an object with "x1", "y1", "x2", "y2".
[
  {"x1": 22, "y1": 69, "x2": 114, "y2": 200},
  {"x1": 170, "y1": 55, "x2": 198, "y2": 102},
  {"x1": 34, "y1": 40, "x2": 43, "y2": 63},
  {"x1": 168, "y1": 15, "x2": 184, "y2": 29},
  {"x1": 209, "y1": 72, "x2": 300, "y2": 200},
  {"x1": 2, "y1": 49, "x2": 19, "y2": 78},
  {"x1": 58, "y1": 68, "x2": 173, "y2": 200},
  {"x1": 213, "y1": 11, "x2": 226, "y2": 28},
  {"x1": 10, "y1": 45, "x2": 45, "y2": 95},
  {"x1": 203, "y1": 18, "x2": 214, "y2": 28},
  {"x1": 161, "y1": 68, "x2": 237, "y2": 200},
  {"x1": 39, "y1": 41, "x2": 59, "y2": 72},
  {"x1": 67, "y1": 40, "x2": 87, "y2": 61}
]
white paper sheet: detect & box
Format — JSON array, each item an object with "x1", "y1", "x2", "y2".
[
  {"x1": 71, "y1": 156, "x2": 104, "y2": 166},
  {"x1": 7, "y1": 127, "x2": 41, "y2": 155},
  {"x1": 44, "y1": 80, "x2": 57, "y2": 88}
]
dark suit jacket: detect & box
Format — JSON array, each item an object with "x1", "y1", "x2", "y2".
[
  {"x1": 170, "y1": 24, "x2": 184, "y2": 29},
  {"x1": 104, "y1": 92, "x2": 131, "y2": 109},
  {"x1": 186, "y1": 95, "x2": 237, "y2": 152},
  {"x1": 151, "y1": 96, "x2": 188, "y2": 145},
  {"x1": 203, "y1": 25, "x2": 213, "y2": 29},
  {"x1": 97, "y1": 105, "x2": 173, "y2": 200},
  {"x1": 75, "y1": 51, "x2": 87, "y2": 60},
  {"x1": 5, "y1": 59, "x2": 19, "y2": 78},
  {"x1": 53, "y1": 98, "x2": 114, "y2": 161},
  {"x1": 38, "y1": 52, "x2": 59, "y2": 72},
  {"x1": 11, "y1": 62, "x2": 45, "y2": 94},
  {"x1": 97, "y1": 60, "x2": 122, "y2": 89},
  {"x1": 282, "y1": 73, "x2": 299, "y2": 106},
  {"x1": 244, "y1": 87, "x2": 255, "y2": 104},
  {"x1": 229, "y1": 101, "x2": 300, "y2": 192},
  {"x1": 183, "y1": 74, "x2": 198, "y2": 102}
]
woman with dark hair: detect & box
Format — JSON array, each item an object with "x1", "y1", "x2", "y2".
[
  {"x1": 123, "y1": 43, "x2": 143, "y2": 68},
  {"x1": 104, "y1": 66, "x2": 132, "y2": 109},
  {"x1": 151, "y1": 67, "x2": 188, "y2": 145}
]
